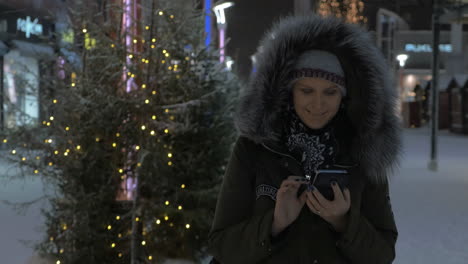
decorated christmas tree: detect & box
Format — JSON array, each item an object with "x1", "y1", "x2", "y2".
[{"x1": 1, "y1": 0, "x2": 239, "y2": 263}]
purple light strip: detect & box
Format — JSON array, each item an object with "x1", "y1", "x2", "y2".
[{"x1": 220, "y1": 28, "x2": 225, "y2": 63}]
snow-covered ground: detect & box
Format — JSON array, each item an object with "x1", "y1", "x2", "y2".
[
  {"x1": 391, "y1": 127, "x2": 468, "y2": 264},
  {"x1": 1, "y1": 127, "x2": 467, "y2": 264}
]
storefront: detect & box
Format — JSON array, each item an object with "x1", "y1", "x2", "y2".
[
  {"x1": 394, "y1": 30, "x2": 468, "y2": 101},
  {"x1": 0, "y1": 5, "x2": 54, "y2": 130}
]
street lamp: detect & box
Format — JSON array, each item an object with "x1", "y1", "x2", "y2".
[
  {"x1": 213, "y1": 1, "x2": 234, "y2": 63},
  {"x1": 396, "y1": 54, "x2": 409, "y2": 67}
]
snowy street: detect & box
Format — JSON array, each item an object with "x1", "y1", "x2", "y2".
[{"x1": 1, "y1": 127, "x2": 468, "y2": 264}]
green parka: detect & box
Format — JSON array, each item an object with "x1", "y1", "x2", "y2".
[{"x1": 208, "y1": 15, "x2": 402, "y2": 264}]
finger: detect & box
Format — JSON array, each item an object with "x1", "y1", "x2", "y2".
[
  {"x1": 306, "y1": 191, "x2": 325, "y2": 212},
  {"x1": 343, "y1": 188, "x2": 351, "y2": 203},
  {"x1": 299, "y1": 190, "x2": 308, "y2": 204},
  {"x1": 311, "y1": 186, "x2": 331, "y2": 209},
  {"x1": 281, "y1": 179, "x2": 303, "y2": 189},
  {"x1": 306, "y1": 196, "x2": 322, "y2": 215},
  {"x1": 287, "y1": 175, "x2": 308, "y2": 182},
  {"x1": 330, "y1": 182, "x2": 345, "y2": 202}
]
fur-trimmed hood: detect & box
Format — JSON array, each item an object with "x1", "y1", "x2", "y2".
[{"x1": 235, "y1": 15, "x2": 402, "y2": 184}]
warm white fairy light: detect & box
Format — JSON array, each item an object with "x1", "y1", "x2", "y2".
[
  {"x1": 165, "y1": 201, "x2": 170, "y2": 205},
  {"x1": 186, "y1": 224, "x2": 190, "y2": 229}
]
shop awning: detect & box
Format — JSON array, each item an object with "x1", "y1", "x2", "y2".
[{"x1": 11, "y1": 39, "x2": 54, "y2": 59}]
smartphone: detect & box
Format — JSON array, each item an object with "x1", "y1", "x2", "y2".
[{"x1": 312, "y1": 169, "x2": 349, "y2": 200}]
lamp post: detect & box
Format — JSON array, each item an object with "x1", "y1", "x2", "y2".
[
  {"x1": 213, "y1": 1, "x2": 234, "y2": 63},
  {"x1": 396, "y1": 54, "x2": 409, "y2": 115}
]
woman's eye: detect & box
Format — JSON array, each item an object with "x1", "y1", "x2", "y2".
[
  {"x1": 325, "y1": 90, "x2": 338, "y2": 95},
  {"x1": 301, "y1": 89, "x2": 313, "y2": 94}
]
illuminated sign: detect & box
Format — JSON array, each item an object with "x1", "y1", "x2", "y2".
[
  {"x1": 405, "y1": 44, "x2": 452, "y2": 53},
  {"x1": 17, "y1": 16, "x2": 43, "y2": 38}
]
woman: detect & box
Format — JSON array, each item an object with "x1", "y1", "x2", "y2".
[{"x1": 208, "y1": 15, "x2": 402, "y2": 264}]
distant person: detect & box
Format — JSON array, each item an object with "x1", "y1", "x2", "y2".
[{"x1": 208, "y1": 15, "x2": 402, "y2": 264}]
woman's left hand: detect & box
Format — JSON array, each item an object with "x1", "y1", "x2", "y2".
[{"x1": 305, "y1": 182, "x2": 351, "y2": 233}]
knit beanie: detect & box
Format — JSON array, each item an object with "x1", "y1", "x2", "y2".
[{"x1": 290, "y1": 50, "x2": 346, "y2": 97}]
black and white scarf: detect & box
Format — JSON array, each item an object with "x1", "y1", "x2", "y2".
[{"x1": 284, "y1": 105, "x2": 340, "y2": 177}]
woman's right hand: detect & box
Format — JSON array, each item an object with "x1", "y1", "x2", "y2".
[{"x1": 272, "y1": 176, "x2": 308, "y2": 236}]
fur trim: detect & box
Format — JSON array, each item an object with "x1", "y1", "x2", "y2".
[{"x1": 235, "y1": 15, "x2": 402, "y2": 184}]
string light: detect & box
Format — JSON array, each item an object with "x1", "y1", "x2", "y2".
[
  {"x1": 150, "y1": 130, "x2": 155, "y2": 136},
  {"x1": 62, "y1": 224, "x2": 68, "y2": 230},
  {"x1": 152, "y1": 90, "x2": 157, "y2": 95},
  {"x1": 162, "y1": 50, "x2": 167, "y2": 53},
  {"x1": 164, "y1": 216, "x2": 169, "y2": 221},
  {"x1": 111, "y1": 243, "x2": 116, "y2": 248},
  {"x1": 168, "y1": 153, "x2": 172, "y2": 158},
  {"x1": 161, "y1": 60, "x2": 166, "y2": 64},
  {"x1": 96, "y1": 138, "x2": 100, "y2": 142},
  {"x1": 152, "y1": 115, "x2": 157, "y2": 120},
  {"x1": 165, "y1": 201, "x2": 170, "y2": 206},
  {"x1": 112, "y1": 143, "x2": 117, "y2": 148},
  {"x1": 142, "y1": 84, "x2": 147, "y2": 89},
  {"x1": 54, "y1": 150, "x2": 59, "y2": 155},
  {"x1": 3, "y1": 139, "x2": 7, "y2": 143},
  {"x1": 170, "y1": 116, "x2": 175, "y2": 120},
  {"x1": 159, "y1": 11, "x2": 164, "y2": 15},
  {"x1": 135, "y1": 217, "x2": 140, "y2": 222},
  {"x1": 186, "y1": 224, "x2": 191, "y2": 229},
  {"x1": 168, "y1": 161, "x2": 173, "y2": 166},
  {"x1": 141, "y1": 241, "x2": 146, "y2": 246},
  {"x1": 116, "y1": 215, "x2": 120, "y2": 220},
  {"x1": 47, "y1": 122, "x2": 51, "y2": 126},
  {"x1": 76, "y1": 145, "x2": 81, "y2": 150},
  {"x1": 118, "y1": 253, "x2": 122, "y2": 258},
  {"x1": 145, "y1": 26, "x2": 150, "y2": 30},
  {"x1": 65, "y1": 127, "x2": 70, "y2": 131},
  {"x1": 49, "y1": 116, "x2": 54, "y2": 121},
  {"x1": 71, "y1": 83, "x2": 75, "y2": 87},
  {"x1": 145, "y1": 59, "x2": 149, "y2": 64},
  {"x1": 137, "y1": 163, "x2": 141, "y2": 167},
  {"x1": 107, "y1": 225, "x2": 112, "y2": 230},
  {"x1": 118, "y1": 233, "x2": 122, "y2": 238},
  {"x1": 59, "y1": 249, "x2": 64, "y2": 254},
  {"x1": 178, "y1": 205, "x2": 182, "y2": 210},
  {"x1": 22, "y1": 157, "x2": 26, "y2": 161},
  {"x1": 165, "y1": 109, "x2": 169, "y2": 113},
  {"x1": 64, "y1": 152, "x2": 68, "y2": 156},
  {"x1": 151, "y1": 45, "x2": 155, "y2": 49},
  {"x1": 36, "y1": 156, "x2": 40, "y2": 160},
  {"x1": 56, "y1": 261, "x2": 61, "y2": 264},
  {"x1": 145, "y1": 99, "x2": 150, "y2": 104},
  {"x1": 149, "y1": 256, "x2": 153, "y2": 260},
  {"x1": 170, "y1": 15, "x2": 174, "y2": 19},
  {"x1": 156, "y1": 219, "x2": 161, "y2": 224},
  {"x1": 53, "y1": 99, "x2": 58, "y2": 104},
  {"x1": 170, "y1": 223, "x2": 174, "y2": 227},
  {"x1": 164, "y1": 129, "x2": 169, "y2": 134},
  {"x1": 135, "y1": 146, "x2": 140, "y2": 150},
  {"x1": 82, "y1": 28, "x2": 87, "y2": 33},
  {"x1": 128, "y1": 54, "x2": 133, "y2": 59},
  {"x1": 111, "y1": 44, "x2": 115, "y2": 48},
  {"x1": 131, "y1": 74, "x2": 135, "y2": 78},
  {"x1": 50, "y1": 237, "x2": 54, "y2": 241},
  {"x1": 49, "y1": 162, "x2": 53, "y2": 166},
  {"x1": 119, "y1": 169, "x2": 124, "y2": 173},
  {"x1": 141, "y1": 125, "x2": 146, "y2": 130},
  {"x1": 133, "y1": 39, "x2": 138, "y2": 44},
  {"x1": 11, "y1": 150, "x2": 16, "y2": 155},
  {"x1": 181, "y1": 184, "x2": 186, "y2": 189}
]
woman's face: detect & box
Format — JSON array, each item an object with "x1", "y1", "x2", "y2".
[{"x1": 292, "y1": 77, "x2": 343, "y2": 129}]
